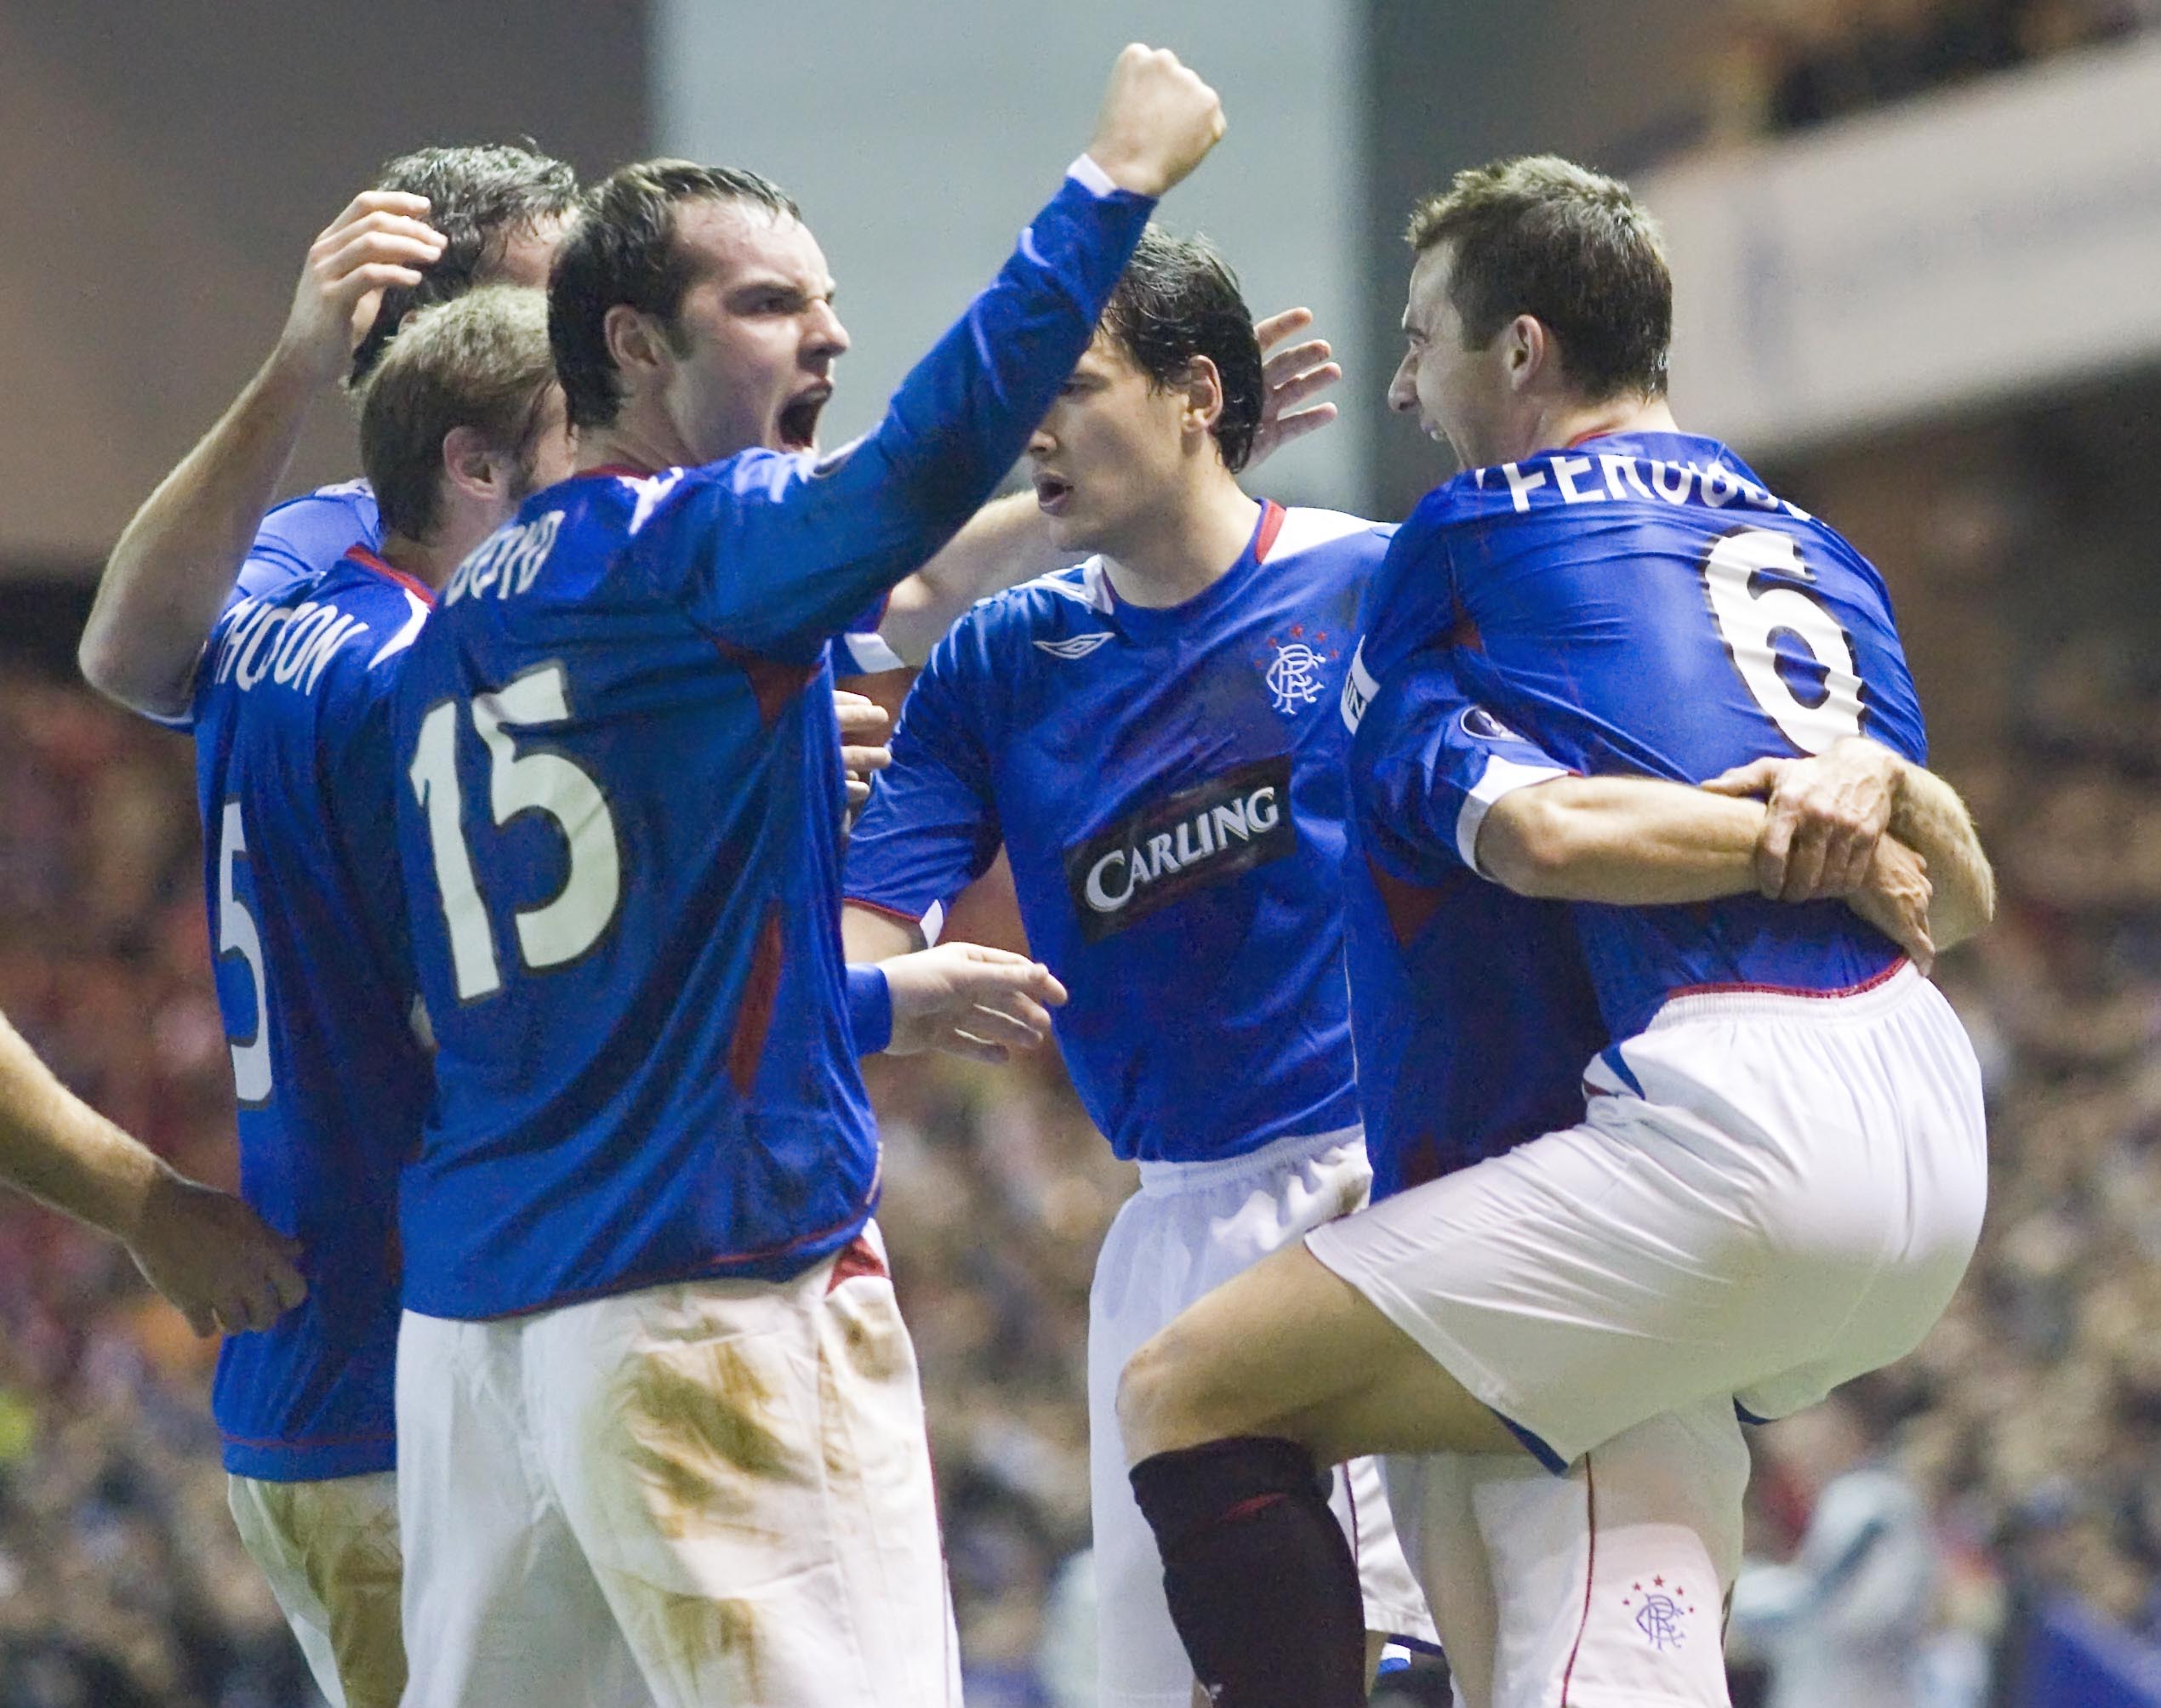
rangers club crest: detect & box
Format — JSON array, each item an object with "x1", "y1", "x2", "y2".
[
  {"x1": 1620, "y1": 1577, "x2": 1696, "y2": 1651},
  {"x1": 1257, "y1": 624, "x2": 1339, "y2": 717}
]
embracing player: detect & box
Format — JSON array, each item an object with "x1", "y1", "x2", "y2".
[
  {"x1": 382, "y1": 48, "x2": 1222, "y2": 1708},
  {"x1": 125, "y1": 282, "x2": 575, "y2": 1706},
  {"x1": 88, "y1": 259, "x2": 1086, "y2": 1704},
  {"x1": 841, "y1": 226, "x2": 1435, "y2": 1704},
  {"x1": 1116, "y1": 157, "x2": 1993, "y2": 1708}
]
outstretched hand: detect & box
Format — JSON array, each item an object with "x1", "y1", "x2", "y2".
[
  {"x1": 881, "y1": 942, "x2": 1069, "y2": 1064},
  {"x1": 276, "y1": 190, "x2": 446, "y2": 389},
  {"x1": 126, "y1": 1170, "x2": 306, "y2": 1337},
  {"x1": 1246, "y1": 308, "x2": 1342, "y2": 470}
]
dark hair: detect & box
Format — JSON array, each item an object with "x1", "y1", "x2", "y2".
[
  {"x1": 1099, "y1": 228, "x2": 1263, "y2": 473},
  {"x1": 357, "y1": 286, "x2": 557, "y2": 540},
  {"x1": 348, "y1": 142, "x2": 579, "y2": 389},
  {"x1": 1406, "y1": 155, "x2": 1670, "y2": 401},
  {"x1": 548, "y1": 159, "x2": 801, "y2": 431}
]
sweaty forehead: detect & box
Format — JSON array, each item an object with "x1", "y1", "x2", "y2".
[
  {"x1": 675, "y1": 198, "x2": 830, "y2": 290},
  {"x1": 1404, "y1": 245, "x2": 1456, "y2": 329},
  {"x1": 490, "y1": 218, "x2": 567, "y2": 289}
]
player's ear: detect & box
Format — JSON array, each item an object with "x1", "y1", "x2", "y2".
[
  {"x1": 602, "y1": 305, "x2": 672, "y2": 388},
  {"x1": 1505, "y1": 315, "x2": 1546, "y2": 393},
  {"x1": 441, "y1": 424, "x2": 502, "y2": 506},
  {"x1": 1181, "y1": 355, "x2": 1226, "y2": 440}
]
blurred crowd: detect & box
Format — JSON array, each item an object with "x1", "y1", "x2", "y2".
[
  {"x1": 2, "y1": 580, "x2": 2159, "y2": 1704},
  {"x1": 1687, "y1": 0, "x2": 2149, "y2": 151}
]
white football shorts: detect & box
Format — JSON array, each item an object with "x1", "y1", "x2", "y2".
[
  {"x1": 1090, "y1": 1125, "x2": 1438, "y2": 1706},
  {"x1": 226, "y1": 1469, "x2": 404, "y2": 1708},
  {"x1": 396, "y1": 1221, "x2": 960, "y2": 1708},
  {"x1": 1387, "y1": 1394, "x2": 1749, "y2": 1708},
  {"x1": 1307, "y1": 962, "x2": 1987, "y2": 1470}
]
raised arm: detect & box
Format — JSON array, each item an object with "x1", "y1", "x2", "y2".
[
  {"x1": 674, "y1": 47, "x2": 1224, "y2": 659},
  {"x1": 0, "y1": 1009, "x2": 305, "y2": 1335},
  {"x1": 80, "y1": 193, "x2": 442, "y2": 718}
]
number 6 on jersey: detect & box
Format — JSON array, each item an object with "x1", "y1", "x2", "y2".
[
  {"x1": 1702, "y1": 527, "x2": 1865, "y2": 755},
  {"x1": 408, "y1": 663, "x2": 622, "y2": 1001}
]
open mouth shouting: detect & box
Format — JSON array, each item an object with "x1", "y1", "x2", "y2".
[
  {"x1": 1032, "y1": 470, "x2": 1075, "y2": 517},
  {"x1": 778, "y1": 383, "x2": 832, "y2": 452}
]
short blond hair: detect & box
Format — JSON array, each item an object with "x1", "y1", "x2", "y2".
[{"x1": 358, "y1": 285, "x2": 556, "y2": 540}]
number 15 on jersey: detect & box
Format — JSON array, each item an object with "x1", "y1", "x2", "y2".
[{"x1": 408, "y1": 663, "x2": 622, "y2": 1001}]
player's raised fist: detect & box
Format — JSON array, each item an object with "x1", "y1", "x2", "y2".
[{"x1": 1086, "y1": 44, "x2": 1225, "y2": 199}]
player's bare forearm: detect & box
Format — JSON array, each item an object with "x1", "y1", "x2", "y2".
[
  {"x1": 1890, "y1": 763, "x2": 1995, "y2": 949},
  {"x1": 0, "y1": 1007, "x2": 165, "y2": 1238},
  {"x1": 0, "y1": 1008, "x2": 304, "y2": 1334},
  {"x1": 878, "y1": 492, "x2": 1076, "y2": 668},
  {"x1": 1479, "y1": 776, "x2": 1769, "y2": 904},
  {"x1": 83, "y1": 191, "x2": 442, "y2": 718},
  {"x1": 843, "y1": 902, "x2": 927, "y2": 960},
  {"x1": 80, "y1": 348, "x2": 324, "y2": 717}
]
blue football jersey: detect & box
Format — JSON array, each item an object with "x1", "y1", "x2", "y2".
[
  {"x1": 1355, "y1": 430, "x2": 1927, "y2": 1039},
  {"x1": 389, "y1": 168, "x2": 1153, "y2": 1320},
  {"x1": 844, "y1": 503, "x2": 1384, "y2": 1164},
  {"x1": 189, "y1": 544, "x2": 433, "y2": 1479},
  {"x1": 1341, "y1": 643, "x2": 1606, "y2": 1200},
  {"x1": 234, "y1": 479, "x2": 382, "y2": 604}
]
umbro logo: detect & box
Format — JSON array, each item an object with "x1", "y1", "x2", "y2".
[{"x1": 1035, "y1": 632, "x2": 1114, "y2": 660}]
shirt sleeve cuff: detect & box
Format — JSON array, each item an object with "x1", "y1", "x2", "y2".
[
  {"x1": 845, "y1": 962, "x2": 893, "y2": 1056},
  {"x1": 1068, "y1": 154, "x2": 1122, "y2": 198},
  {"x1": 1456, "y1": 756, "x2": 1571, "y2": 879}
]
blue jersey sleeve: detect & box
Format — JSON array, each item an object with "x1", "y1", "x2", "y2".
[
  {"x1": 843, "y1": 628, "x2": 1001, "y2": 933},
  {"x1": 832, "y1": 596, "x2": 903, "y2": 675},
  {"x1": 1354, "y1": 487, "x2": 1465, "y2": 689},
  {"x1": 631, "y1": 172, "x2": 1153, "y2": 663},
  {"x1": 237, "y1": 481, "x2": 383, "y2": 604},
  {"x1": 1356, "y1": 649, "x2": 1571, "y2": 883}
]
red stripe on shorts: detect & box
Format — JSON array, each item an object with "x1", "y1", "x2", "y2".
[{"x1": 1559, "y1": 1454, "x2": 1598, "y2": 1705}]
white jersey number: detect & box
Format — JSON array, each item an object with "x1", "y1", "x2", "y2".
[
  {"x1": 408, "y1": 663, "x2": 622, "y2": 1002},
  {"x1": 1701, "y1": 528, "x2": 1864, "y2": 754},
  {"x1": 216, "y1": 800, "x2": 273, "y2": 1106}
]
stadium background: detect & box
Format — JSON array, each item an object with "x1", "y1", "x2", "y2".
[{"x1": 2, "y1": 1, "x2": 2158, "y2": 1701}]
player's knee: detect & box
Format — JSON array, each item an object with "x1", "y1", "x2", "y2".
[{"x1": 1117, "y1": 1327, "x2": 1203, "y2": 1462}]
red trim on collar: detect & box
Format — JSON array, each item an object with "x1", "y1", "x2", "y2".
[
  {"x1": 1252, "y1": 499, "x2": 1287, "y2": 563},
  {"x1": 343, "y1": 546, "x2": 436, "y2": 606},
  {"x1": 1561, "y1": 428, "x2": 1616, "y2": 452}
]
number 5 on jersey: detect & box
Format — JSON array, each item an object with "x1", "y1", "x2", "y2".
[{"x1": 408, "y1": 663, "x2": 622, "y2": 1001}]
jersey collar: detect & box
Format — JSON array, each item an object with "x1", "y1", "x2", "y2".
[
  {"x1": 1102, "y1": 499, "x2": 1285, "y2": 642},
  {"x1": 343, "y1": 545, "x2": 436, "y2": 606}
]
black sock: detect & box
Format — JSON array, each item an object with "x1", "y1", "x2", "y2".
[{"x1": 1128, "y1": 1437, "x2": 1366, "y2": 1708}]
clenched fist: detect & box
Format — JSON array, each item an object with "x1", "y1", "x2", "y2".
[{"x1": 1086, "y1": 45, "x2": 1226, "y2": 199}]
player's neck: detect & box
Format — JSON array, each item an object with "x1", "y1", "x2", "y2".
[
  {"x1": 1520, "y1": 393, "x2": 1679, "y2": 461},
  {"x1": 1099, "y1": 474, "x2": 1261, "y2": 612},
  {"x1": 577, "y1": 407, "x2": 698, "y2": 479},
  {"x1": 378, "y1": 532, "x2": 464, "y2": 594}
]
